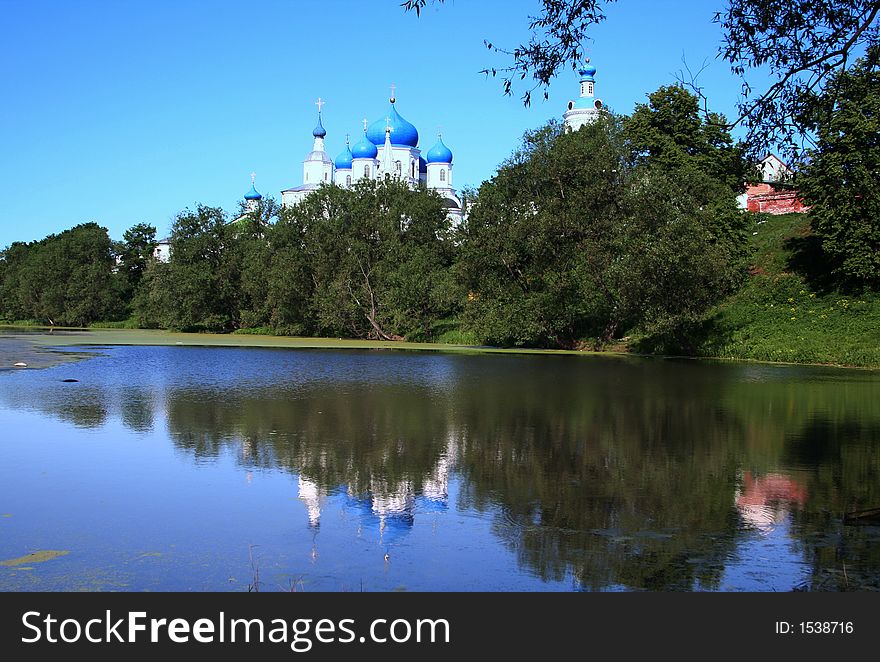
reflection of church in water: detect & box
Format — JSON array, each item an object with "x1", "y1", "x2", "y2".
[{"x1": 297, "y1": 439, "x2": 454, "y2": 546}]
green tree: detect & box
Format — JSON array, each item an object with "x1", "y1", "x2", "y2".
[
  {"x1": 115, "y1": 222, "x2": 157, "y2": 308},
  {"x1": 0, "y1": 223, "x2": 121, "y2": 326},
  {"x1": 298, "y1": 179, "x2": 456, "y2": 340},
  {"x1": 798, "y1": 51, "x2": 880, "y2": 286},
  {"x1": 261, "y1": 203, "x2": 315, "y2": 336},
  {"x1": 135, "y1": 205, "x2": 236, "y2": 331},
  {"x1": 459, "y1": 114, "x2": 749, "y2": 348},
  {"x1": 624, "y1": 85, "x2": 749, "y2": 194}
]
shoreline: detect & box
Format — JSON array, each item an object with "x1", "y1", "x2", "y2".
[{"x1": 1, "y1": 326, "x2": 878, "y2": 372}]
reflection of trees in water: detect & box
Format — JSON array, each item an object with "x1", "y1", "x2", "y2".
[
  {"x1": 4, "y1": 349, "x2": 880, "y2": 590},
  {"x1": 119, "y1": 387, "x2": 155, "y2": 433},
  {"x1": 783, "y1": 416, "x2": 880, "y2": 590},
  {"x1": 164, "y1": 384, "x2": 454, "y2": 498},
  {"x1": 451, "y1": 366, "x2": 744, "y2": 590}
]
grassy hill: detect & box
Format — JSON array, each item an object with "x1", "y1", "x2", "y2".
[{"x1": 683, "y1": 213, "x2": 880, "y2": 368}]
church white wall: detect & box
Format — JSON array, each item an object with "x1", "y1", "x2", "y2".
[
  {"x1": 337, "y1": 168, "x2": 352, "y2": 188},
  {"x1": 351, "y1": 158, "x2": 377, "y2": 182},
  {"x1": 426, "y1": 162, "x2": 452, "y2": 189}
]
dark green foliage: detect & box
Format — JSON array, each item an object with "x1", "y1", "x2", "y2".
[
  {"x1": 625, "y1": 85, "x2": 749, "y2": 195},
  {"x1": 718, "y1": 0, "x2": 880, "y2": 157},
  {"x1": 294, "y1": 179, "x2": 456, "y2": 340},
  {"x1": 647, "y1": 213, "x2": 880, "y2": 367},
  {"x1": 0, "y1": 223, "x2": 122, "y2": 326},
  {"x1": 798, "y1": 52, "x2": 880, "y2": 287},
  {"x1": 134, "y1": 205, "x2": 240, "y2": 331},
  {"x1": 131, "y1": 182, "x2": 456, "y2": 340},
  {"x1": 114, "y1": 222, "x2": 156, "y2": 309},
  {"x1": 459, "y1": 104, "x2": 750, "y2": 349}
]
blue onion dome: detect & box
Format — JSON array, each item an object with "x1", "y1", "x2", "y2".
[
  {"x1": 426, "y1": 135, "x2": 453, "y2": 164},
  {"x1": 335, "y1": 142, "x2": 353, "y2": 170},
  {"x1": 579, "y1": 60, "x2": 597, "y2": 81},
  {"x1": 312, "y1": 114, "x2": 327, "y2": 138},
  {"x1": 244, "y1": 184, "x2": 262, "y2": 200},
  {"x1": 367, "y1": 102, "x2": 419, "y2": 147},
  {"x1": 351, "y1": 131, "x2": 378, "y2": 159}
]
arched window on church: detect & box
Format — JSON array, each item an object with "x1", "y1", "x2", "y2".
[
  {"x1": 324, "y1": 172, "x2": 328, "y2": 181},
  {"x1": 440, "y1": 169, "x2": 446, "y2": 182},
  {"x1": 395, "y1": 160, "x2": 402, "y2": 176},
  {"x1": 305, "y1": 173, "x2": 309, "y2": 182},
  {"x1": 364, "y1": 165, "x2": 370, "y2": 178},
  {"x1": 411, "y1": 161, "x2": 416, "y2": 178},
  {"x1": 346, "y1": 175, "x2": 351, "y2": 186},
  {"x1": 385, "y1": 172, "x2": 390, "y2": 181}
]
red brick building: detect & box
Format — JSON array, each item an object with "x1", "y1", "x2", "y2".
[{"x1": 737, "y1": 154, "x2": 810, "y2": 215}]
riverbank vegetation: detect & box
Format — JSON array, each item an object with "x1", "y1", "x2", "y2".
[{"x1": 1, "y1": 72, "x2": 877, "y2": 366}]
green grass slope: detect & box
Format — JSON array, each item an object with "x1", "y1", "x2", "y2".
[{"x1": 692, "y1": 213, "x2": 880, "y2": 368}]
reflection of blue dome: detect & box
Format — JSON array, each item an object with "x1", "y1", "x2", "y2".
[
  {"x1": 343, "y1": 493, "x2": 414, "y2": 547},
  {"x1": 426, "y1": 136, "x2": 453, "y2": 164},
  {"x1": 244, "y1": 184, "x2": 262, "y2": 200},
  {"x1": 313, "y1": 114, "x2": 327, "y2": 138},
  {"x1": 367, "y1": 104, "x2": 419, "y2": 147},
  {"x1": 351, "y1": 132, "x2": 378, "y2": 159},
  {"x1": 335, "y1": 143, "x2": 353, "y2": 170},
  {"x1": 417, "y1": 495, "x2": 448, "y2": 514},
  {"x1": 579, "y1": 62, "x2": 597, "y2": 82}
]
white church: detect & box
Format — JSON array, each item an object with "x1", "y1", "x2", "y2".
[
  {"x1": 156, "y1": 66, "x2": 604, "y2": 263},
  {"x1": 243, "y1": 64, "x2": 604, "y2": 224},
  {"x1": 254, "y1": 87, "x2": 464, "y2": 224}
]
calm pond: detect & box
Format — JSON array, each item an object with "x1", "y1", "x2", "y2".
[{"x1": 1, "y1": 343, "x2": 879, "y2": 591}]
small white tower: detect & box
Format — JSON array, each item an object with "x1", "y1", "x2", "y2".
[
  {"x1": 334, "y1": 134, "x2": 354, "y2": 188},
  {"x1": 243, "y1": 172, "x2": 262, "y2": 213},
  {"x1": 351, "y1": 118, "x2": 379, "y2": 182},
  {"x1": 564, "y1": 60, "x2": 604, "y2": 132},
  {"x1": 425, "y1": 132, "x2": 453, "y2": 190},
  {"x1": 302, "y1": 98, "x2": 333, "y2": 186},
  {"x1": 380, "y1": 117, "x2": 395, "y2": 179},
  {"x1": 425, "y1": 132, "x2": 462, "y2": 225}
]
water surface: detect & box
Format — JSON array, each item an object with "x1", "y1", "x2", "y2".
[{"x1": 1, "y1": 344, "x2": 879, "y2": 591}]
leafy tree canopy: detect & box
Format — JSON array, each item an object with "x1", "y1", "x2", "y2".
[{"x1": 798, "y1": 50, "x2": 880, "y2": 286}]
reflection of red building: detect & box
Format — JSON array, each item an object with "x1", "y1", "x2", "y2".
[
  {"x1": 737, "y1": 154, "x2": 810, "y2": 215},
  {"x1": 736, "y1": 471, "x2": 808, "y2": 532}
]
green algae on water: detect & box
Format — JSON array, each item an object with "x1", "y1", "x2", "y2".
[{"x1": 1, "y1": 550, "x2": 70, "y2": 566}]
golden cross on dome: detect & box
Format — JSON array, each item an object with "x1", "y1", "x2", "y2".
[
  {"x1": 315, "y1": 97, "x2": 325, "y2": 113},
  {"x1": 345, "y1": 133, "x2": 350, "y2": 144},
  {"x1": 362, "y1": 117, "x2": 369, "y2": 132},
  {"x1": 385, "y1": 117, "x2": 394, "y2": 133},
  {"x1": 250, "y1": 172, "x2": 256, "y2": 184},
  {"x1": 390, "y1": 83, "x2": 396, "y2": 102}
]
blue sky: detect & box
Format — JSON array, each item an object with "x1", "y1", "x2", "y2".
[{"x1": 0, "y1": 0, "x2": 762, "y2": 246}]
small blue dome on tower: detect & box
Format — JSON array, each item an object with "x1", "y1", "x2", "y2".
[
  {"x1": 313, "y1": 114, "x2": 327, "y2": 138},
  {"x1": 244, "y1": 184, "x2": 262, "y2": 201},
  {"x1": 579, "y1": 60, "x2": 597, "y2": 82},
  {"x1": 426, "y1": 135, "x2": 453, "y2": 164},
  {"x1": 335, "y1": 141, "x2": 353, "y2": 170},
  {"x1": 351, "y1": 132, "x2": 378, "y2": 159},
  {"x1": 367, "y1": 102, "x2": 419, "y2": 148}
]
